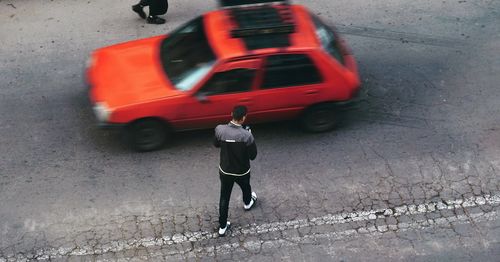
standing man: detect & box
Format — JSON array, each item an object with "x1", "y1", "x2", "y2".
[
  {"x1": 132, "y1": 0, "x2": 169, "y2": 24},
  {"x1": 214, "y1": 106, "x2": 258, "y2": 237}
]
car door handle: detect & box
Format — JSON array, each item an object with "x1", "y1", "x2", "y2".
[
  {"x1": 305, "y1": 90, "x2": 318, "y2": 95},
  {"x1": 239, "y1": 99, "x2": 252, "y2": 103}
]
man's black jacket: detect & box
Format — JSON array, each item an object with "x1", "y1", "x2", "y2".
[{"x1": 214, "y1": 122, "x2": 257, "y2": 176}]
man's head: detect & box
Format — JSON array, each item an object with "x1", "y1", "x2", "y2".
[{"x1": 232, "y1": 105, "x2": 248, "y2": 124}]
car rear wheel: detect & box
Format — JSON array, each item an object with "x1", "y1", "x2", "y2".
[
  {"x1": 127, "y1": 119, "x2": 170, "y2": 152},
  {"x1": 300, "y1": 104, "x2": 339, "y2": 132}
]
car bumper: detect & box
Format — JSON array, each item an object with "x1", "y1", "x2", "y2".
[
  {"x1": 90, "y1": 103, "x2": 124, "y2": 129},
  {"x1": 96, "y1": 122, "x2": 125, "y2": 130},
  {"x1": 87, "y1": 90, "x2": 123, "y2": 129},
  {"x1": 331, "y1": 86, "x2": 364, "y2": 110}
]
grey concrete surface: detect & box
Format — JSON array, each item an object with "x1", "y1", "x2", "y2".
[{"x1": 0, "y1": 0, "x2": 499, "y2": 261}]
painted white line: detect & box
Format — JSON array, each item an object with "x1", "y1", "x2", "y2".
[
  {"x1": 6, "y1": 193, "x2": 500, "y2": 260},
  {"x1": 160, "y1": 211, "x2": 500, "y2": 259}
]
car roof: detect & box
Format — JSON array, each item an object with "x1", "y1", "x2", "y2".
[{"x1": 204, "y1": 3, "x2": 320, "y2": 60}]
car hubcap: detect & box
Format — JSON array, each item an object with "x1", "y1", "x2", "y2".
[{"x1": 136, "y1": 124, "x2": 161, "y2": 148}]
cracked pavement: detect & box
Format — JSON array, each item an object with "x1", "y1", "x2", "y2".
[
  {"x1": 1, "y1": 0, "x2": 499, "y2": 261},
  {"x1": 2, "y1": 194, "x2": 500, "y2": 260}
]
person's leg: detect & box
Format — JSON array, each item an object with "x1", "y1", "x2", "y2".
[
  {"x1": 151, "y1": 0, "x2": 168, "y2": 16},
  {"x1": 132, "y1": 0, "x2": 149, "y2": 19},
  {"x1": 219, "y1": 173, "x2": 235, "y2": 229},
  {"x1": 134, "y1": 0, "x2": 165, "y2": 24},
  {"x1": 145, "y1": 0, "x2": 167, "y2": 24},
  {"x1": 235, "y1": 174, "x2": 252, "y2": 205}
]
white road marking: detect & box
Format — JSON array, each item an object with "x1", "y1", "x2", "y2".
[
  {"x1": 161, "y1": 211, "x2": 499, "y2": 259},
  {"x1": 5, "y1": 193, "x2": 500, "y2": 260}
]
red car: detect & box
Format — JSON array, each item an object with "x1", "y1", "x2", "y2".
[{"x1": 86, "y1": 0, "x2": 360, "y2": 151}]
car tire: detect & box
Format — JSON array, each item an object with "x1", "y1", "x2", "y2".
[
  {"x1": 300, "y1": 104, "x2": 339, "y2": 133},
  {"x1": 127, "y1": 119, "x2": 170, "y2": 152}
]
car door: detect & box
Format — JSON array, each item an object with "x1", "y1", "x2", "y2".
[
  {"x1": 174, "y1": 59, "x2": 261, "y2": 130},
  {"x1": 251, "y1": 53, "x2": 324, "y2": 123}
]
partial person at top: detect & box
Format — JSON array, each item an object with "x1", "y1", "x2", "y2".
[{"x1": 132, "y1": 0, "x2": 169, "y2": 24}]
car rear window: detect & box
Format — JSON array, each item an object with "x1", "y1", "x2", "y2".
[
  {"x1": 311, "y1": 15, "x2": 344, "y2": 65},
  {"x1": 160, "y1": 17, "x2": 217, "y2": 91}
]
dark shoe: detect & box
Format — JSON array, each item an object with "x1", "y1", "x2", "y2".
[
  {"x1": 218, "y1": 221, "x2": 231, "y2": 237},
  {"x1": 132, "y1": 4, "x2": 146, "y2": 19},
  {"x1": 147, "y1": 16, "x2": 165, "y2": 24}
]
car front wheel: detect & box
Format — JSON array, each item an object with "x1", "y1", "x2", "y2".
[
  {"x1": 300, "y1": 104, "x2": 339, "y2": 133},
  {"x1": 127, "y1": 119, "x2": 170, "y2": 152}
]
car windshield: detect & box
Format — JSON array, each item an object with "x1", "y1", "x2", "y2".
[{"x1": 160, "y1": 17, "x2": 216, "y2": 91}]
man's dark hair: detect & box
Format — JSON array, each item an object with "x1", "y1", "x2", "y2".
[{"x1": 232, "y1": 105, "x2": 247, "y2": 121}]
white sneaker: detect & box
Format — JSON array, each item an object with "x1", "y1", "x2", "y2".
[
  {"x1": 244, "y1": 192, "x2": 257, "y2": 211},
  {"x1": 218, "y1": 221, "x2": 230, "y2": 237}
]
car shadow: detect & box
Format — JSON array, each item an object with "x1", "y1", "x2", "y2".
[{"x1": 167, "y1": 120, "x2": 306, "y2": 150}]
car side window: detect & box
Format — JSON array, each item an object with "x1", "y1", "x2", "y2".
[
  {"x1": 261, "y1": 54, "x2": 322, "y2": 89},
  {"x1": 198, "y1": 68, "x2": 256, "y2": 96}
]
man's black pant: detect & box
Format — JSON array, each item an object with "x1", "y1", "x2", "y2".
[
  {"x1": 139, "y1": 0, "x2": 168, "y2": 16},
  {"x1": 219, "y1": 172, "x2": 252, "y2": 228}
]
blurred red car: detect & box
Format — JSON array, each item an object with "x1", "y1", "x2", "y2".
[{"x1": 86, "y1": 0, "x2": 360, "y2": 151}]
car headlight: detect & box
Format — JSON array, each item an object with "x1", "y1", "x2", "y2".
[{"x1": 93, "y1": 102, "x2": 112, "y2": 123}]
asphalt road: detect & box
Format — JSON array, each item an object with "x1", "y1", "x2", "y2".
[{"x1": 1, "y1": 0, "x2": 499, "y2": 261}]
